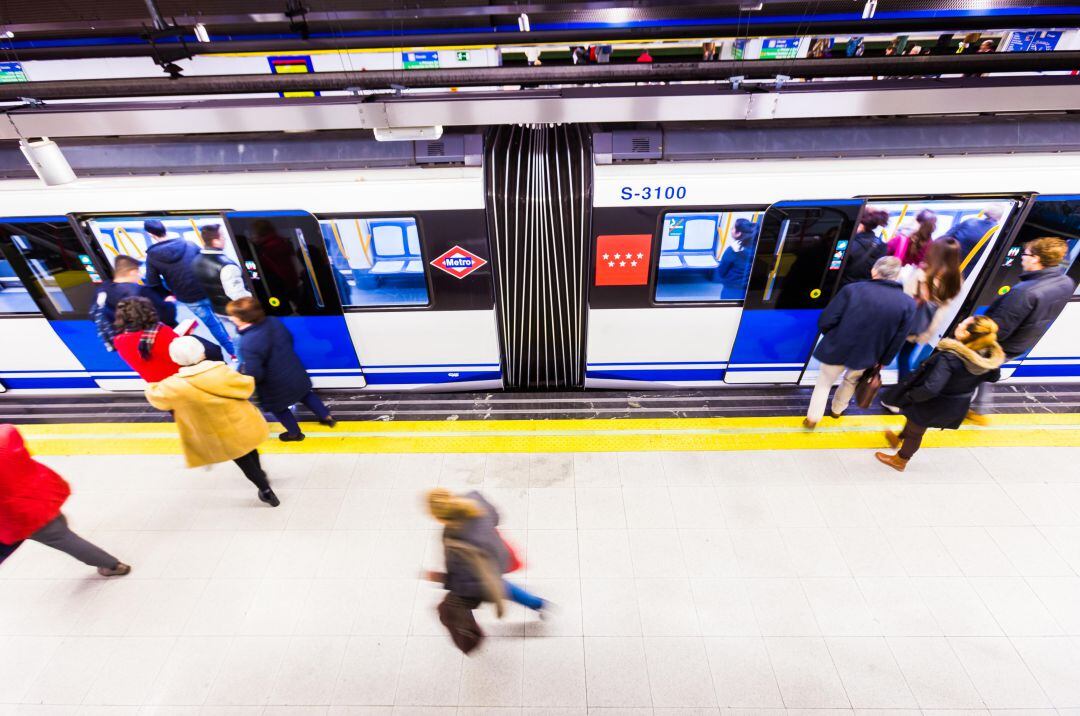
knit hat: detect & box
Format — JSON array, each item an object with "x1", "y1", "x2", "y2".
[
  {"x1": 168, "y1": 335, "x2": 207, "y2": 367},
  {"x1": 426, "y1": 488, "x2": 485, "y2": 523}
]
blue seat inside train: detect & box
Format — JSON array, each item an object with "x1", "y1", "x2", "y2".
[
  {"x1": 658, "y1": 215, "x2": 720, "y2": 271},
  {"x1": 370, "y1": 220, "x2": 424, "y2": 277}
]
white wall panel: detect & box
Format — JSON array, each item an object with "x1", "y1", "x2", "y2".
[{"x1": 595, "y1": 154, "x2": 1080, "y2": 207}]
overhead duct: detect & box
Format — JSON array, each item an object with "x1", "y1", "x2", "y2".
[{"x1": 2, "y1": 52, "x2": 1080, "y2": 101}]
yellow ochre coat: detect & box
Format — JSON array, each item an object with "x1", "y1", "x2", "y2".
[{"x1": 146, "y1": 360, "x2": 269, "y2": 468}]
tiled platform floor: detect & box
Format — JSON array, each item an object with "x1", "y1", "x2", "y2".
[{"x1": 2, "y1": 447, "x2": 1080, "y2": 715}]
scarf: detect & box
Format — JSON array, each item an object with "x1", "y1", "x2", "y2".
[
  {"x1": 444, "y1": 536, "x2": 506, "y2": 618},
  {"x1": 936, "y1": 337, "x2": 1005, "y2": 376},
  {"x1": 137, "y1": 324, "x2": 160, "y2": 361}
]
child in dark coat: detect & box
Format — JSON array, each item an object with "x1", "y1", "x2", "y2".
[
  {"x1": 876, "y1": 315, "x2": 1005, "y2": 472},
  {"x1": 226, "y1": 297, "x2": 336, "y2": 441}
]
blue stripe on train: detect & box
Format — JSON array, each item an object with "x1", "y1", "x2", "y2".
[
  {"x1": 1, "y1": 377, "x2": 99, "y2": 389},
  {"x1": 362, "y1": 370, "x2": 502, "y2": 385},
  {"x1": 587, "y1": 368, "x2": 726, "y2": 382}
]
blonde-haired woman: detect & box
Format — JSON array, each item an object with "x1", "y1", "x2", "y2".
[
  {"x1": 876, "y1": 315, "x2": 1005, "y2": 471},
  {"x1": 145, "y1": 336, "x2": 279, "y2": 506},
  {"x1": 424, "y1": 488, "x2": 546, "y2": 653}
]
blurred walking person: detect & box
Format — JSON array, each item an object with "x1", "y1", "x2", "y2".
[
  {"x1": 192, "y1": 224, "x2": 250, "y2": 349},
  {"x1": 91, "y1": 254, "x2": 176, "y2": 350},
  {"x1": 424, "y1": 488, "x2": 546, "y2": 653},
  {"x1": 145, "y1": 336, "x2": 279, "y2": 507},
  {"x1": 0, "y1": 424, "x2": 130, "y2": 575},
  {"x1": 227, "y1": 297, "x2": 336, "y2": 442},
  {"x1": 887, "y1": 209, "x2": 936, "y2": 267},
  {"x1": 895, "y1": 237, "x2": 963, "y2": 381},
  {"x1": 875, "y1": 315, "x2": 1005, "y2": 471},
  {"x1": 839, "y1": 207, "x2": 890, "y2": 287}
]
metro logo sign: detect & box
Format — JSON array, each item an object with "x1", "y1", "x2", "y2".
[
  {"x1": 430, "y1": 245, "x2": 488, "y2": 279},
  {"x1": 595, "y1": 234, "x2": 652, "y2": 286}
]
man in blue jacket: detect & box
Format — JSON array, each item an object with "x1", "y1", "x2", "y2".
[
  {"x1": 143, "y1": 219, "x2": 236, "y2": 357},
  {"x1": 805, "y1": 256, "x2": 916, "y2": 429},
  {"x1": 941, "y1": 205, "x2": 1003, "y2": 261},
  {"x1": 967, "y1": 236, "x2": 1076, "y2": 420}
]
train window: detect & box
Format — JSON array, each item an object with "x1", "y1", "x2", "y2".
[
  {"x1": 1009, "y1": 198, "x2": 1080, "y2": 297},
  {"x1": 317, "y1": 216, "x2": 429, "y2": 307},
  {"x1": 873, "y1": 198, "x2": 1015, "y2": 273},
  {"x1": 0, "y1": 219, "x2": 101, "y2": 319},
  {"x1": 0, "y1": 257, "x2": 38, "y2": 313},
  {"x1": 654, "y1": 211, "x2": 761, "y2": 303},
  {"x1": 85, "y1": 215, "x2": 240, "y2": 270}
]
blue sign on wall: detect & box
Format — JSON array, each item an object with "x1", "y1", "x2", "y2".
[
  {"x1": 403, "y1": 51, "x2": 440, "y2": 69},
  {"x1": 1006, "y1": 30, "x2": 1063, "y2": 52},
  {"x1": 0, "y1": 61, "x2": 26, "y2": 83}
]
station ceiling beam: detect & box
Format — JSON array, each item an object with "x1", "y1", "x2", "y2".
[
  {"x1": 3, "y1": 76, "x2": 1079, "y2": 141},
  {"x1": 1, "y1": 51, "x2": 1079, "y2": 101}
]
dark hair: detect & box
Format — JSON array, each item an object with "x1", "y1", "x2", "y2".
[
  {"x1": 905, "y1": 209, "x2": 937, "y2": 264},
  {"x1": 144, "y1": 219, "x2": 167, "y2": 238},
  {"x1": 114, "y1": 296, "x2": 160, "y2": 333},
  {"x1": 199, "y1": 224, "x2": 221, "y2": 247},
  {"x1": 113, "y1": 255, "x2": 141, "y2": 275},
  {"x1": 925, "y1": 238, "x2": 962, "y2": 304},
  {"x1": 860, "y1": 208, "x2": 889, "y2": 231},
  {"x1": 733, "y1": 218, "x2": 758, "y2": 248},
  {"x1": 226, "y1": 296, "x2": 266, "y2": 324}
]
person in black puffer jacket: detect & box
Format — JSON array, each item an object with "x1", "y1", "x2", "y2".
[
  {"x1": 424, "y1": 488, "x2": 546, "y2": 653},
  {"x1": 838, "y1": 207, "x2": 890, "y2": 288},
  {"x1": 875, "y1": 315, "x2": 1005, "y2": 472},
  {"x1": 226, "y1": 296, "x2": 336, "y2": 442}
]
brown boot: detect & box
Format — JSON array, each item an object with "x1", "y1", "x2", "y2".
[
  {"x1": 874, "y1": 451, "x2": 909, "y2": 473},
  {"x1": 802, "y1": 418, "x2": 817, "y2": 430},
  {"x1": 884, "y1": 430, "x2": 902, "y2": 450},
  {"x1": 965, "y1": 410, "x2": 989, "y2": 426}
]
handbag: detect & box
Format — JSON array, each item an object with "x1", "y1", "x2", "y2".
[
  {"x1": 497, "y1": 529, "x2": 523, "y2": 573},
  {"x1": 854, "y1": 364, "x2": 883, "y2": 409}
]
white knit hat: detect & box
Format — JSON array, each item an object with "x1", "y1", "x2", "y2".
[{"x1": 169, "y1": 336, "x2": 206, "y2": 367}]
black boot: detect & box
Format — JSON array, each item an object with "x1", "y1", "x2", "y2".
[
  {"x1": 258, "y1": 489, "x2": 281, "y2": 507},
  {"x1": 320, "y1": 416, "x2": 337, "y2": 428},
  {"x1": 279, "y1": 431, "x2": 305, "y2": 442}
]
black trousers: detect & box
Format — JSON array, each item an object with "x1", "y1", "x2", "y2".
[
  {"x1": 233, "y1": 449, "x2": 270, "y2": 491},
  {"x1": 898, "y1": 420, "x2": 929, "y2": 460}
]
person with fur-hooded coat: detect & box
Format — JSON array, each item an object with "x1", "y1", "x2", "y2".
[{"x1": 875, "y1": 315, "x2": 1005, "y2": 471}]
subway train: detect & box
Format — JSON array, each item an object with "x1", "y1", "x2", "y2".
[{"x1": 1, "y1": 152, "x2": 1078, "y2": 395}]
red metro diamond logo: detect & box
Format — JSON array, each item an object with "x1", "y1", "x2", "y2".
[{"x1": 430, "y1": 245, "x2": 488, "y2": 279}]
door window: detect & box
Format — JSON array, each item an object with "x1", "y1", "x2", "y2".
[
  {"x1": 317, "y1": 216, "x2": 429, "y2": 307},
  {"x1": 0, "y1": 257, "x2": 38, "y2": 313},
  {"x1": 85, "y1": 215, "x2": 241, "y2": 271},
  {"x1": 1009, "y1": 198, "x2": 1080, "y2": 297},
  {"x1": 0, "y1": 218, "x2": 101, "y2": 319},
  {"x1": 654, "y1": 211, "x2": 761, "y2": 302}
]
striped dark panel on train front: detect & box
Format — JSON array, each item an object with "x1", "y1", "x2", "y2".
[{"x1": 485, "y1": 125, "x2": 592, "y2": 389}]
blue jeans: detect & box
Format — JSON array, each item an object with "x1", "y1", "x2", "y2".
[
  {"x1": 505, "y1": 580, "x2": 544, "y2": 611},
  {"x1": 271, "y1": 391, "x2": 331, "y2": 435},
  {"x1": 182, "y1": 299, "x2": 236, "y2": 357}
]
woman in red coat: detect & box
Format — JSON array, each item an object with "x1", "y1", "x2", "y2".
[
  {"x1": 0, "y1": 424, "x2": 130, "y2": 575},
  {"x1": 112, "y1": 297, "x2": 182, "y2": 383}
]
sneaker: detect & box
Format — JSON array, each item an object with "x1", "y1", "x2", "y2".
[
  {"x1": 320, "y1": 417, "x2": 338, "y2": 428},
  {"x1": 98, "y1": 562, "x2": 131, "y2": 577},
  {"x1": 880, "y1": 400, "x2": 901, "y2": 415},
  {"x1": 537, "y1": 600, "x2": 556, "y2": 621},
  {"x1": 279, "y1": 431, "x2": 305, "y2": 442},
  {"x1": 258, "y1": 489, "x2": 281, "y2": 507}
]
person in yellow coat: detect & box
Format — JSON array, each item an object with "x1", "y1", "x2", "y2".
[{"x1": 145, "y1": 335, "x2": 279, "y2": 507}]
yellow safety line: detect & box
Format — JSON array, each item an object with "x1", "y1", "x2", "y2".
[{"x1": 16, "y1": 414, "x2": 1080, "y2": 456}]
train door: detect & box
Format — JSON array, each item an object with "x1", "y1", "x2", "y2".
[
  {"x1": 0, "y1": 216, "x2": 123, "y2": 391},
  {"x1": 964, "y1": 194, "x2": 1080, "y2": 381},
  {"x1": 725, "y1": 200, "x2": 864, "y2": 383},
  {"x1": 222, "y1": 211, "x2": 366, "y2": 389}
]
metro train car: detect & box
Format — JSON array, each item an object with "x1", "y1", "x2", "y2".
[{"x1": 1, "y1": 153, "x2": 1078, "y2": 395}]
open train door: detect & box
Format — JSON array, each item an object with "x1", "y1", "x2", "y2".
[
  {"x1": 724, "y1": 200, "x2": 864, "y2": 384},
  {"x1": 964, "y1": 194, "x2": 1080, "y2": 381},
  {"x1": 223, "y1": 211, "x2": 366, "y2": 389}
]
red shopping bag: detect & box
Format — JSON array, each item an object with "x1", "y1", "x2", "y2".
[{"x1": 497, "y1": 529, "x2": 523, "y2": 573}]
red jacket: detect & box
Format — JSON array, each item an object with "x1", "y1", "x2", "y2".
[
  {"x1": 0, "y1": 424, "x2": 70, "y2": 544},
  {"x1": 114, "y1": 325, "x2": 181, "y2": 383}
]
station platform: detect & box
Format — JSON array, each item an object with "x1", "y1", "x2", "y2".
[{"x1": 2, "y1": 445, "x2": 1079, "y2": 713}]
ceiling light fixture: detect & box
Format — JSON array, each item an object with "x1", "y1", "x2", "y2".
[
  {"x1": 862, "y1": 0, "x2": 878, "y2": 19},
  {"x1": 193, "y1": 23, "x2": 210, "y2": 43},
  {"x1": 517, "y1": 13, "x2": 531, "y2": 32}
]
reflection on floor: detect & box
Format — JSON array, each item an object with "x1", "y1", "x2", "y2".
[{"x1": 2, "y1": 447, "x2": 1080, "y2": 714}]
